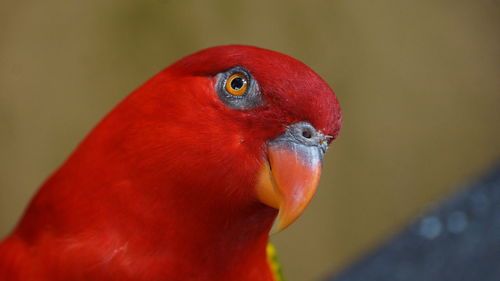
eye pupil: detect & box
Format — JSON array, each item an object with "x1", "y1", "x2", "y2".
[{"x1": 231, "y1": 77, "x2": 245, "y2": 90}]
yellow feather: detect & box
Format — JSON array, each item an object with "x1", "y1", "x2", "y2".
[{"x1": 266, "y1": 242, "x2": 284, "y2": 281}]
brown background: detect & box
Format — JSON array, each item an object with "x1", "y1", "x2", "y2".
[{"x1": 1, "y1": 1, "x2": 499, "y2": 280}]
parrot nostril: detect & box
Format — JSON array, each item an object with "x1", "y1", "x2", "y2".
[
  {"x1": 284, "y1": 122, "x2": 324, "y2": 147},
  {"x1": 301, "y1": 129, "x2": 313, "y2": 139},
  {"x1": 299, "y1": 124, "x2": 316, "y2": 140}
]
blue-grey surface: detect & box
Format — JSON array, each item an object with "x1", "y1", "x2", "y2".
[{"x1": 329, "y1": 163, "x2": 500, "y2": 281}]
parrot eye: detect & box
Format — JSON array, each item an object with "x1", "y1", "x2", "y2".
[
  {"x1": 216, "y1": 66, "x2": 264, "y2": 110},
  {"x1": 225, "y1": 73, "x2": 248, "y2": 96}
]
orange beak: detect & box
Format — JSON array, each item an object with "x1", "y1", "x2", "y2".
[{"x1": 256, "y1": 139, "x2": 324, "y2": 233}]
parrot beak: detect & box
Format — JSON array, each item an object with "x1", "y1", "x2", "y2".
[{"x1": 256, "y1": 122, "x2": 328, "y2": 233}]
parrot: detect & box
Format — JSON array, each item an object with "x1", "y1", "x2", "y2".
[{"x1": 0, "y1": 45, "x2": 342, "y2": 281}]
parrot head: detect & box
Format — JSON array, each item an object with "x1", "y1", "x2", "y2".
[{"x1": 99, "y1": 45, "x2": 342, "y2": 234}]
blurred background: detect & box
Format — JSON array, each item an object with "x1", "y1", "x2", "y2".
[{"x1": 0, "y1": 1, "x2": 499, "y2": 280}]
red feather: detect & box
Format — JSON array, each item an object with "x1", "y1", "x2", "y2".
[{"x1": 0, "y1": 45, "x2": 341, "y2": 281}]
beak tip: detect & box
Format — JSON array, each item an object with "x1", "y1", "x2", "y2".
[{"x1": 270, "y1": 214, "x2": 285, "y2": 234}]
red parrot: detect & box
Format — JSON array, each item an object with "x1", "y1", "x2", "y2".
[{"x1": 0, "y1": 45, "x2": 341, "y2": 281}]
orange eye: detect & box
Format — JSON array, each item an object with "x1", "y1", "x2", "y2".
[{"x1": 225, "y1": 73, "x2": 248, "y2": 96}]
